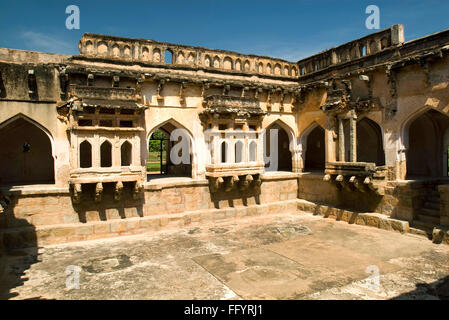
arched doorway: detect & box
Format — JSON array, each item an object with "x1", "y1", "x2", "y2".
[
  {"x1": 0, "y1": 116, "x2": 54, "y2": 185},
  {"x1": 265, "y1": 122, "x2": 292, "y2": 172},
  {"x1": 148, "y1": 120, "x2": 192, "y2": 177},
  {"x1": 356, "y1": 118, "x2": 385, "y2": 165},
  {"x1": 304, "y1": 125, "x2": 325, "y2": 172},
  {"x1": 406, "y1": 109, "x2": 449, "y2": 178}
]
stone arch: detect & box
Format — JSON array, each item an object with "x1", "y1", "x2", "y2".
[
  {"x1": 187, "y1": 52, "x2": 195, "y2": 65},
  {"x1": 401, "y1": 108, "x2": 449, "y2": 178},
  {"x1": 147, "y1": 118, "x2": 195, "y2": 178},
  {"x1": 235, "y1": 140, "x2": 244, "y2": 163},
  {"x1": 264, "y1": 119, "x2": 296, "y2": 172},
  {"x1": 112, "y1": 44, "x2": 120, "y2": 57},
  {"x1": 249, "y1": 141, "x2": 257, "y2": 162},
  {"x1": 223, "y1": 56, "x2": 233, "y2": 70},
  {"x1": 123, "y1": 45, "x2": 131, "y2": 58},
  {"x1": 0, "y1": 114, "x2": 55, "y2": 185},
  {"x1": 120, "y1": 140, "x2": 132, "y2": 166},
  {"x1": 213, "y1": 56, "x2": 220, "y2": 68},
  {"x1": 274, "y1": 64, "x2": 281, "y2": 75},
  {"x1": 204, "y1": 55, "x2": 211, "y2": 67},
  {"x1": 299, "y1": 122, "x2": 325, "y2": 172},
  {"x1": 176, "y1": 51, "x2": 185, "y2": 64},
  {"x1": 85, "y1": 40, "x2": 94, "y2": 54},
  {"x1": 291, "y1": 66, "x2": 298, "y2": 77},
  {"x1": 220, "y1": 141, "x2": 228, "y2": 163},
  {"x1": 142, "y1": 47, "x2": 150, "y2": 61},
  {"x1": 97, "y1": 41, "x2": 108, "y2": 55},
  {"x1": 100, "y1": 140, "x2": 112, "y2": 167},
  {"x1": 164, "y1": 49, "x2": 174, "y2": 64},
  {"x1": 244, "y1": 60, "x2": 250, "y2": 71},
  {"x1": 284, "y1": 65, "x2": 290, "y2": 76},
  {"x1": 152, "y1": 48, "x2": 160, "y2": 62},
  {"x1": 356, "y1": 117, "x2": 385, "y2": 166},
  {"x1": 266, "y1": 63, "x2": 272, "y2": 75},
  {"x1": 79, "y1": 140, "x2": 92, "y2": 168},
  {"x1": 235, "y1": 59, "x2": 242, "y2": 71},
  {"x1": 258, "y1": 62, "x2": 264, "y2": 73}
]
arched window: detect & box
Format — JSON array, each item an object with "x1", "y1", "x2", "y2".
[
  {"x1": 164, "y1": 49, "x2": 173, "y2": 64},
  {"x1": 249, "y1": 141, "x2": 257, "y2": 162},
  {"x1": 100, "y1": 140, "x2": 112, "y2": 167},
  {"x1": 235, "y1": 141, "x2": 244, "y2": 163},
  {"x1": 80, "y1": 140, "x2": 92, "y2": 168},
  {"x1": 121, "y1": 141, "x2": 132, "y2": 166},
  {"x1": 221, "y1": 141, "x2": 228, "y2": 163}
]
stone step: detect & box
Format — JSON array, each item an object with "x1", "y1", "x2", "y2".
[
  {"x1": 0, "y1": 199, "x2": 299, "y2": 249},
  {"x1": 409, "y1": 226, "x2": 433, "y2": 239},
  {"x1": 423, "y1": 201, "x2": 440, "y2": 210},
  {"x1": 412, "y1": 219, "x2": 436, "y2": 231},
  {"x1": 416, "y1": 214, "x2": 440, "y2": 225},
  {"x1": 420, "y1": 208, "x2": 440, "y2": 218},
  {"x1": 427, "y1": 195, "x2": 440, "y2": 203}
]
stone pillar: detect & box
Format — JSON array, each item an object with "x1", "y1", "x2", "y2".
[
  {"x1": 349, "y1": 113, "x2": 357, "y2": 162},
  {"x1": 338, "y1": 118, "x2": 345, "y2": 162}
]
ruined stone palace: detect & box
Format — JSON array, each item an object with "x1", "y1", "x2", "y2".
[{"x1": 1, "y1": 24, "x2": 449, "y2": 248}]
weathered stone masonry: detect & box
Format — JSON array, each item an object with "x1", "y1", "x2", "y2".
[{"x1": 2, "y1": 24, "x2": 449, "y2": 247}]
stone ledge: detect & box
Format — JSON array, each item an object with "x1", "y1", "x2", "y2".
[
  {"x1": 297, "y1": 199, "x2": 410, "y2": 234},
  {"x1": 261, "y1": 172, "x2": 299, "y2": 181},
  {"x1": 0, "y1": 186, "x2": 70, "y2": 196},
  {"x1": 144, "y1": 178, "x2": 208, "y2": 190},
  {"x1": 0, "y1": 199, "x2": 298, "y2": 249}
]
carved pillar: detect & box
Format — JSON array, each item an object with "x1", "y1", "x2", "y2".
[
  {"x1": 338, "y1": 117, "x2": 345, "y2": 162},
  {"x1": 349, "y1": 113, "x2": 357, "y2": 162}
]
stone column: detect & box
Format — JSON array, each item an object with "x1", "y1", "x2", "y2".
[
  {"x1": 349, "y1": 113, "x2": 357, "y2": 162},
  {"x1": 338, "y1": 117, "x2": 345, "y2": 162}
]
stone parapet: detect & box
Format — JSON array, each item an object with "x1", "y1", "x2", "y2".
[{"x1": 78, "y1": 33, "x2": 299, "y2": 79}]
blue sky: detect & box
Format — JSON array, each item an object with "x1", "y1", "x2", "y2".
[{"x1": 1, "y1": 0, "x2": 449, "y2": 61}]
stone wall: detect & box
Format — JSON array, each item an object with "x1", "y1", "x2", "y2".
[{"x1": 0, "y1": 175, "x2": 299, "y2": 247}]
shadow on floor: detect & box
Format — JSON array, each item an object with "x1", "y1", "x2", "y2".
[
  {"x1": 391, "y1": 275, "x2": 449, "y2": 300},
  {"x1": 0, "y1": 190, "x2": 39, "y2": 300}
]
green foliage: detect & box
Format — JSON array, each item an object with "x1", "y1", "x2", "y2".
[{"x1": 149, "y1": 129, "x2": 167, "y2": 152}]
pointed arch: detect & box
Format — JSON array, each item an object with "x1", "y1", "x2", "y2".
[
  {"x1": 100, "y1": 140, "x2": 112, "y2": 167},
  {"x1": 299, "y1": 121, "x2": 325, "y2": 172},
  {"x1": 0, "y1": 113, "x2": 55, "y2": 185},
  {"x1": 120, "y1": 140, "x2": 133, "y2": 166},
  {"x1": 401, "y1": 107, "x2": 449, "y2": 178},
  {"x1": 356, "y1": 117, "x2": 385, "y2": 166},
  {"x1": 80, "y1": 140, "x2": 92, "y2": 168},
  {"x1": 264, "y1": 119, "x2": 297, "y2": 172},
  {"x1": 147, "y1": 118, "x2": 194, "y2": 178}
]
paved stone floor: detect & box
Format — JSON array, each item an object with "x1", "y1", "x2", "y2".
[{"x1": 1, "y1": 211, "x2": 449, "y2": 300}]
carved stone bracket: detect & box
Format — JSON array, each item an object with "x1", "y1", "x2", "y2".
[
  {"x1": 207, "y1": 174, "x2": 262, "y2": 193},
  {"x1": 114, "y1": 181, "x2": 123, "y2": 201},
  {"x1": 323, "y1": 162, "x2": 386, "y2": 195},
  {"x1": 72, "y1": 183, "x2": 82, "y2": 204},
  {"x1": 95, "y1": 182, "x2": 103, "y2": 203}
]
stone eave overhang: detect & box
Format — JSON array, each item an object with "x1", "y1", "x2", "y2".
[
  {"x1": 66, "y1": 55, "x2": 299, "y2": 82},
  {"x1": 63, "y1": 62, "x2": 300, "y2": 93}
]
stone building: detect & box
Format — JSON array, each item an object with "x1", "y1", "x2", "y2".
[{"x1": 1, "y1": 24, "x2": 449, "y2": 247}]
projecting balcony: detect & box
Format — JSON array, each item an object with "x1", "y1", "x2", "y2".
[{"x1": 323, "y1": 162, "x2": 387, "y2": 195}]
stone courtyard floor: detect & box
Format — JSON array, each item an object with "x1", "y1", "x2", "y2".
[{"x1": 1, "y1": 211, "x2": 449, "y2": 300}]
